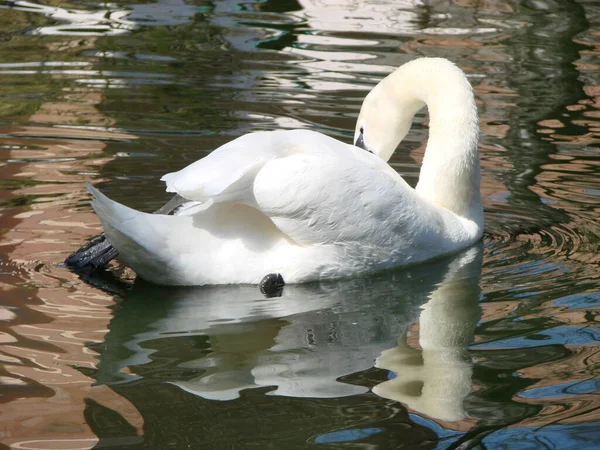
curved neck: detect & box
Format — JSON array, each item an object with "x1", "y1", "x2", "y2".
[{"x1": 384, "y1": 59, "x2": 482, "y2": 225}]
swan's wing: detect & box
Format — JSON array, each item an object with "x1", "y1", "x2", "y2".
[
  {"x1": 160, "y1": 129, "x2": 419, "y2": 246},
  {"x1": 161, "y1": 131, "x2": 293, "y2": 203},
  {"x1": 253, "y1": 148, "x2": 418, "y2": 245}
]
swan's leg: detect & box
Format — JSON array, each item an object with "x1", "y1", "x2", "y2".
[
  {"x1": 259, "y1": 273, "x2": 285, "y2": 297},
  {"x1": 65, "y1": 193, "x2": 187, "y2": 272}
]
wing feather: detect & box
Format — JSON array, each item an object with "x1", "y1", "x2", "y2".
[
  {"x1": 159, "y1": 129, "x2": 420, "y2": 247},
  {"x1": 253, "y1": 148, "x2": 413, "y2": 246},
  {"x1": 161, "y1": 131, "x2": 290, "y2": 202}
]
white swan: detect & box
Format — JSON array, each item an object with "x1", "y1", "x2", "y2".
[{"x1": 87, "y1": 57, "x2": 482, "y2": 285}]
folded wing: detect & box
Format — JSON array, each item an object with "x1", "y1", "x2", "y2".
[{"x1": 159, "y1": 129, "x2": 414, "y2": 247}]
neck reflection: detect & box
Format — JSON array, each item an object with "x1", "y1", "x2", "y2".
[{"x1": 373, "y1": 247, "x2": 482, "y2": 421}]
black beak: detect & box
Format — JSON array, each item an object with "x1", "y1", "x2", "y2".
[{"x1": 355, "y1": 133, "x2": 370, "y2": 152}]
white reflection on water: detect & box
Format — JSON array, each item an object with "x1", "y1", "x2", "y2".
[
  {"x1": 373, "y1": 247, "x2": 482, "y2": 422},
  {"x1": 295, "y1": 0, "x2": 498, "y2": 35},
  {"x1": 96, "y1": 246, "x2": 482, "y2": 420},
  {"x1": 295, "y1": 0, "x2": 427, "y2": 34},
  {"x1": 2, "y1": 0, "x2": 194, "y2": 36}
]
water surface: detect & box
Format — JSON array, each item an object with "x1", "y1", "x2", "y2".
[{"x1": 1, "y1": 0, "x2": 600, "y2": 448}]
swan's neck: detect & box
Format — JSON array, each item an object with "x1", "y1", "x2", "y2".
[{"x1": 385, "y1": 59, "x2": 482, "y2": 225}]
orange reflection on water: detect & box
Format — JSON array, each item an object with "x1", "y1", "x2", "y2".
[{"x1": 0, "y1": 78, "x2": 141, "y2": 448}]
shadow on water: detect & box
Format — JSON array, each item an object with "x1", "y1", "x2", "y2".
[{"x1": 85, "y1": 246, "x2": 484, "y2": 448}]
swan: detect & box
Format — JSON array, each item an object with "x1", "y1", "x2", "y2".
[{"x1": 71, "y1": 57, "x2": 483, "y2": 286}]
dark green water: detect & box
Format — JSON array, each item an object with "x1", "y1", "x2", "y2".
[{"x1": 1, "y1": 0, "x2": 600, "y2": 449}]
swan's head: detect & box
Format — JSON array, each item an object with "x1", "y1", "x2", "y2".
[{"x1": 354, "y1": 67, "x2": 426, "y2": 162}]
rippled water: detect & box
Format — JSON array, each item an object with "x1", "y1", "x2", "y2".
[{"x1": 1, "y1": 0, "x2": 600, "y2": 448}]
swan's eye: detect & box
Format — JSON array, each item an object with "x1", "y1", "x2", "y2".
[{"x1": 359, "y1": 126, "x2": 364, "y2": 135}]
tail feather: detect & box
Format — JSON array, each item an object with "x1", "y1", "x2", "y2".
[
  {"x1": 65, "y1": 185, "x2": 190, "y2": 274},
  {"x1": 67, "y1": 183, "x2": 284, "y2": 285},
  {"x1": 87, "y1": 184, "x2": 189, "y2": 284},
  {"x1": 87, "y1": 183, "x2": 138, "y2": 227}
]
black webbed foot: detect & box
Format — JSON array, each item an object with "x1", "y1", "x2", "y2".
[
  {"x1": 259, "y1": 273, "x2": 285, "y2": 297},
  {"x1": 64, "y1": 233, "x2": 118, "y2": 272}
]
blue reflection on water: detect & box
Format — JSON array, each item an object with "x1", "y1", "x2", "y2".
[
  {"x1": 519, "y1": 378, "x2": 600, "y2": 399},
  {"x1": 553, "y1": 293, "x2": 600, "y2": 310},
  {"x1": 314, "y1": 427, "x2": 385, "y2": 444},
  {"x1": 471, "y1": 326, "x2": 600, "y2": 349},
  {"x1": 408, "y1": 414, "x2": 464, "y2": 439},
  {"x1": 481, "y1": 422, "x2": 600, "y2": 450}
]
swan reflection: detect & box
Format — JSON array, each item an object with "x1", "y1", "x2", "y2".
[
  {"x1": 373, "y1": 247, "x2": 482, "y2": 421},
  {"x1": 96, "y1": 246, "x2": 481, "y2": 419}
]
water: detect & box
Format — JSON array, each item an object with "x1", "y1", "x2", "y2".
[{"x1": 1, "y1": 0, "x2": 599, "y2": 448}]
